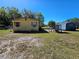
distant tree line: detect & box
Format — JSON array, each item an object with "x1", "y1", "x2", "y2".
[
  {"x1": 48, "y1": 21, "x2": 55, "y2": 29},
  {"x1": 0, "y1": 7, "x2": 44, "y2": 27},
  {"x1": 66, "y1": 17, "x2": 79, "y2": 28},
  {"x1": 47, "y1": 17, "x2": 79, "y2": 29},
  {"x1": 1, "y1": 7, "x2": 79, "y2": 29}
]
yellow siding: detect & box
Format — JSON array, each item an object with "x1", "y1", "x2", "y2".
[{"x1": 12, "y1": 18, "x2": 39, "y2": 31}]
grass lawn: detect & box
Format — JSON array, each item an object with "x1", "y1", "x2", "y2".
[
  {"x1": 0, "y1": 29, "x2": 11, "y2": 37},
  {"x1": 0, "y1": 29, "x2": 79, "y2": 59}
]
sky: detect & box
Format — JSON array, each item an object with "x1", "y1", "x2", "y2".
[{"x1": 0, "y1": 0, "x2": 79, "y2": 24}]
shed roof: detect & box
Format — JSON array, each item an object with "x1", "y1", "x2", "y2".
[{"x1": 12, "y1": 18, "x2": 39, "y2": 22}]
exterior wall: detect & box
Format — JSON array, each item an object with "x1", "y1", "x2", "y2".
[
  {"x1": 55, "y1": 22, "x2": 67, "y2": 31},
  {"x1": 12, "y1": 19, "x2": 39, "y2": 32},
  {"x1": 58, "y1": 22, "x2": 76, "y2": 31},
  {"x1": 61, "y1": 22, "x2": 67, "y2": 30},
  {"x1": 66, "y1": 22, "x2": 76, "y2": 31},
  {"x1": 55, "y1": 22, "x2": 68, "y2": 31}
]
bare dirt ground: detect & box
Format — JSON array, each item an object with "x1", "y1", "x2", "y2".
[{"x1": 0, "y1": 33, "x2": 43, "y2": 59}]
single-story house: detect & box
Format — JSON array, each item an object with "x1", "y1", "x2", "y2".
[
  {"x1": 55, "y1": 22, "x2": 76, "y2": 31},
  {"x1": 12, "y1": 18, "x2": 40, "y2": 32}
]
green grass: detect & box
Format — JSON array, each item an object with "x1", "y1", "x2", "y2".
[
  {"x1": 0, "y1": 29, "x2": 11, "y2": 37},
  {"x1": 0, "y1": 30, "x2": 79, "y2": 59}
]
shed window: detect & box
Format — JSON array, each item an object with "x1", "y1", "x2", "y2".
[
  {"x1": 15, "y1": 22, "x2": 20, "y2": 27},
  {"x1": 31, "y1": 22, "x2": 37, "y2": 27}
]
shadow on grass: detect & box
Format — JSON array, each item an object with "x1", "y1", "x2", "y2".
[
  {"x1": 66, "y1": 30, "x2": 79, "y2": 32},
  {"x1": 55, "y1": 31, "x2": 70, "y2": 34},
  {"x1": 13, "y1": 29, "x2": 48, "y2": 34},
  {"x1": 0, "y1": 28, "x2": 8, "y2": 30},
  {"x1": 74, "y1": 30, "x2": 79, "y2": 32},
  {"x1": 55, "y1": 30, "x2": 79, "y2": 34},
  {"x1": 57, "y1": 32, "x2": 70, "y2": 34}
]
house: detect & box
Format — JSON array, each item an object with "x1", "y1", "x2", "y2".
[
  {"x1": 55, "y1": 22, "x2": 76, "y2": 31},
  {"x1": 12, "y1": 18, "x2": 40, "y2": 32}
]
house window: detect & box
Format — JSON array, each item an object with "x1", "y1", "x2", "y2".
[
  {"x1": 14, "y1": 22, "x2": 20, "y2": 27},
  {"x1": 31, "y1": 22, "x2": 37, "y2": 27}
]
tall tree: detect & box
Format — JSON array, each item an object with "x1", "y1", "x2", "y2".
[
  {"x1": 35, "y1": 12, "x2": 44, "y2": 27},
  {"x1": 22, "y1": 10, "x2": 44, "y2": 27},
  {"x1": 22, "y1": 9, "x2": 34, "y2": 20},
  {"x1": 66, "y1": 17, "x2": 79, "y2": 28},
  {"x1": 8, "y1": 7, "x2": 21, "y2": 20},
  {"x1": 0, "y1": 7, "x2": 10, "y2": 26},
  {"x1": 0, "y1": 7, "x2": 44, "y2": 27},
  {"x1": 48, "y1": 21, "x2": 55, "y2": 28}
]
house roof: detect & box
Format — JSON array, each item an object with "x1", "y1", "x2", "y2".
[
  {"x1": 12, "y1": 18, "x2": 39, "y2": 22},
  {"x1": 56, "y1": 21, "x2": 71, "y2": 25}
]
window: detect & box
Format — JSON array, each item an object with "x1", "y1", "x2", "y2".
[
  {"x1": 15, "y1": 22, "x2": 20, "y2": 27},
  {"x1": 31, "y1": 22, "x2": 37, "y2": 27}
]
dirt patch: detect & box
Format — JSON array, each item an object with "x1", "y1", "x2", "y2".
[{"x1": 0, "y1": 36, "x2": 43, "y2": 59}]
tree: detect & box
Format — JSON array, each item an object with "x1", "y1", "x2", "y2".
[
  {"x1": 22, "y1": 9, "x2": 34, "y2": 20},
  {"x1": 22, "y1": 10, "x2": 44, "y2": 27},
  {"x1": 0, "y1": 7, "x2": 44, "y2": 27},
  {"x1": 35, "y1": 12, "x2": 44, "y2": 27},
  {"x1": 0, "y1": 7, "x2": 22, "y2": 26},
  {"x1": 66, "y1": 17, "x2": 79, "y2": 28},
  {"x1": 66, "y1": 17, "x2": 79, "y2": 22},
  {"x1": 48, "y1": 21, "x2": 55, "y2": 29},
  {"x1": 8, "y1": 7, "x2": 22, "y2": 20},
  {"x1": 6, "y1": 7, "x2": 22, "y2": 26},
  {"x1": 0, "y1": 7, "x2": 10, "y2": 26}
]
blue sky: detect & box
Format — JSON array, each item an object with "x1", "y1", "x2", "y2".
[{"x1": 0, "y1": 0, "x2": 79, "y2": 24}]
